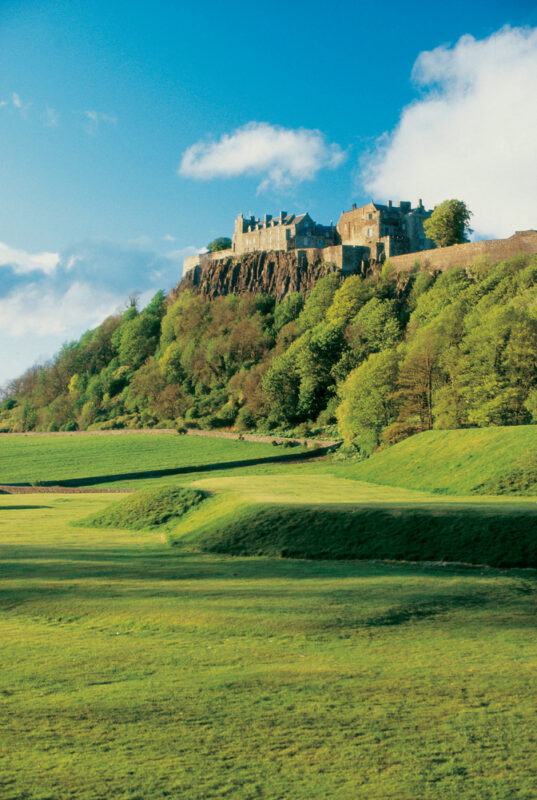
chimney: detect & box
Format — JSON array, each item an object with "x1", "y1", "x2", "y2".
[
  {"x1": 264, "y1": 213, "x2": 272, "y2": 226},
  {"x1": 418, "y1": 198, "x2": 423, "y2": 209},
  {"x1": 352, "y1": 203, "x2": 356, "y2": 210},
  {"x1": 388, "y1": 200, "x2": 392, "y2": 209},
  {"x1": 280, "y1": 211, "x2": 287, "y2": 222}
]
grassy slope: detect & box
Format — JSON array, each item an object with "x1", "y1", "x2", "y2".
[
  {"x1": 0, "y1": 433, "x2": 308, "y2": 488},
  {"x1": 1, "y1": 493, "x2": 536, "y2": 800},
  {"x1": 334, "y1": 426, "x2": 537, "y2": 495},
  {"x1": 170, "y1": 474, "x2": 537, "y2": 567}
]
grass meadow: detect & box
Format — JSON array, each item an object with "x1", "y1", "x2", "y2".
[
  {"x1": 0, "y1": 433, "x2": 309, "y2": 489},
  {"x1": 1, "y1": 432, "x2": 537, "y2": 798}
]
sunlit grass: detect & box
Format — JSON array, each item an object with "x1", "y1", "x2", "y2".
[
  {"x1": 1, "y1": 494, "x2": 536, "y2": 799},
  {"x1": 335, "y1": 426, "x2": 537, "y2": 495}
]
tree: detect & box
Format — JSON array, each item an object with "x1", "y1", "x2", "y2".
[
  {"x1": 297, "y1": 273, "x2": 341, "y2": 331},
  {"x1": 337, "y1": 350, "x2": 400, "y2": 453},
  {"x1": 207, "y1": 237, "x2": 232, "y2": 252},
  {"x1": 424, "y1": 199, "x2": 473, "y2": 248}
]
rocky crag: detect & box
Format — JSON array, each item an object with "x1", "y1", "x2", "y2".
[{"x1": 177, "y1": 250, "x2": 341, "y2": 301}]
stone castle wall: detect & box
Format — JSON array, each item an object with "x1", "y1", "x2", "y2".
[{"x1": 386, "y1": 231, "x2": 537, "y2": 274}]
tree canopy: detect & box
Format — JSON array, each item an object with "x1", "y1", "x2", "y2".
[
  {"x1": 207, "y1": 237, "x2": 232, "y2": 252},
  {"x1": 3, "y1": 252, "x2": 537, "y2": 455},
  {"x1": 424, "y1": 199, "x2": 473, "y2": 248}
]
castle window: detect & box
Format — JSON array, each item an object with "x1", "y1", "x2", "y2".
[
  {"x1": 368, "y1": 213, "x2": 373, "y2": 220},
  {"x1": 367, "y1": 227, "x2": 373, "y2": 237}
]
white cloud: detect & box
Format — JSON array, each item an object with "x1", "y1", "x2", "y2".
[
  {"x1": 363, "y1": 26, "x2": 537, "y2": 239},
  {"x1": 0, "y1": 242, "x2": 60, "y2": 276},
  {"x1": 179, "y1": 121, "x2": 346, "y2": 191},
  {"x1": 0, "y1": 282, "x2": 119, "y2": 337},
  {"x1": 79, "y1": 110, "x2": 118, "y2": 135},
  {"x1": 0, "y1": 92, "x2": 31, "y2": 116},
  {"x1": 0, "y1": 235, "x2": 196, "y2": 384},
  {"x1": 163, "y1": 234, "x2": 175, "y2": 242}
]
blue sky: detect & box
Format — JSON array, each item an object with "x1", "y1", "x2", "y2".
[{"x1": 1, "y1": 0, "x2": 537, "y2": 384}]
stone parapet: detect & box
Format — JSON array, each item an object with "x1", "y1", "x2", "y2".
[{"x1": 386, "y1": 231, "x2": 537, "y2": 274}]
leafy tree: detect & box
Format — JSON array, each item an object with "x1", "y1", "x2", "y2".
[
  {"x1": 347, "y1": 298, "x2": 401, "y2": 361},
  {"x1": 337, "y1": 350, "x2": 400, "y2": 453},
  {"x1": 393, "y1": 328, "x2": 443, "y2": 433},
  {"x1": 326, "y1": 275, "x2": 373, "y2": 324},
  {"x1": 118, "y1": 313, "x2": 160, "y2": 370},
  {"x1": 274, "y1": 293, "x2": 304, "y2": 333},
  {"x1": 207, "y1": 237, "x2": 232, "y2": 252},
  {"x1": 297, "y1": 273, "x2": 341, "y2": 331},
  {"x1": 424, "y1": 199, "x2": 473, "y2": 247}
]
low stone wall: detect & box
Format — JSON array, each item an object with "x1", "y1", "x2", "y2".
[
  {"x1": 183, "y1": 249, "x2": 235, "y2": 275},
  {"x1": 387, "y1": 230, "x2": 537, "y2": 274}
]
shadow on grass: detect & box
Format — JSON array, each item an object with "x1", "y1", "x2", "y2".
[
  {"x1": 0, "y1": 505, "x2": 52, "y2": 510},
  {"x1": 1, "y1": 549, "x2": 534, "y2": 633},
  {"x1": 1, "y1": 447, "x2": 331, "y2": 488},
  {"x1": 193, "y1": 503, "x2": 537, "y2": 570}
]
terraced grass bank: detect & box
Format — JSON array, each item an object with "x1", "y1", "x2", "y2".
[
  {"x1": 170, "y1": 474, "x2": 537, "y2": 568},
  {"x1": 1, "y1": 494, "x2": 536, "y2": 800},
  {"x1": 338, "y1": 426, "x2": 537, "y2": 495}
]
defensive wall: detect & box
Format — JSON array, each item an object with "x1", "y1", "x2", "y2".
[
  {"x1": 386, "y1": 230, "x2": 537, "y2": 274},
  {"x1": 183, "y1": 248, "x2": 234, "y2": 276}
]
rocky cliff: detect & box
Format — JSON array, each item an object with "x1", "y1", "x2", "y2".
[{"x1": 176, "y1": 250, "x2": 341, "y2": 300}]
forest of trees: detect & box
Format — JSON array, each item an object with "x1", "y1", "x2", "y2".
[{"x1": 3, "y1": 252, "x2": 537, "y2": 455}]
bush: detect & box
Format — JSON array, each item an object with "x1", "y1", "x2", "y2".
[{"x1": 235, "y1": 406, "x2": 256, "y2": 431}]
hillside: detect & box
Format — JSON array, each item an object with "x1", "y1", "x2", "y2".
[
  {"x1": 336, "y1": 426, "x2": 537, "y2": 495},
  {"x1": 3, "y1": 251, "x2": 537, "y2": 456}
]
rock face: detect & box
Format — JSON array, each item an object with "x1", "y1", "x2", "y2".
[{"x1": 177, "y1": 251, "x2": 341, "y2": 300}]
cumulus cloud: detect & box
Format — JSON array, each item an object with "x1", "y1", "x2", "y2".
[
  {"x1": 0, "y1": 242, "x2": 60, "y2": 276},
  {"x1": 363, "y1": 26, "x2": 537, "y2": 239},
  {"x1": 179, "y1": 121, "x2": 346, "y2": 191},
  {"x1": 0, "y1": 282, "x2": 119, "y2": 337},
  {"x1": 0, "y1": 237, "x2": 197, "y2": 383}
]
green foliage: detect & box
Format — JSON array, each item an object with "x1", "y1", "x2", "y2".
[
  {"x1": 5, "y1": 251, "x2": 537, "y2": 453},
  {"x1": 297, "y1": 273, "x2": 341, "y2": 331},
  {"x1": 207, "y1": 237, "x2": 232, "y2": 252},
  {"x1": 325, "y1": 274, "x2": 372, "y2": 324},
  {"x1": 424, "y1": 199, "x2": 473, "y2": 247},
  {"x1": 273, "y1": 292, "x2": 304, "y2": 332},
  {"x1": 76, "y1": 485, "x2": 205, "y2": 530},
  {"x1": 337, "y1": 350, "x2": 400, "y2": 454}
]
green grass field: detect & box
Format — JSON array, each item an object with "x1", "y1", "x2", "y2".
[
  {"x1": 338, "y1": 426, "x2": 537, "y2": 495},
  {"x1": 2, "y1": 493, "x2": 537, "y2": 799},
  {"x1": 0, "y1": 433, "x2": 309, "y2": 489},
  {"x1": 2, "y1": 430, "x2": 537, "y2": 798}
]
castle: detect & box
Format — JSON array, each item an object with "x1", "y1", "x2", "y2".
[
  {"x1": 182, "y1": 202, "x2": 537, "y2": 285},
  {"x1": 183, "y1": 200, "x2": 435, "y2": 276}
]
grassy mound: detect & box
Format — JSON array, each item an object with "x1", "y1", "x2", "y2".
[
  {"x1": 337, "y1": 426, "x2": 537, "y2": 495},
  {"x1": 182, "y1": 499, "x2": 537, "y2": 568},
  {"x1": 76, "y1": 485, "x2": 206, "y2": 530}
]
